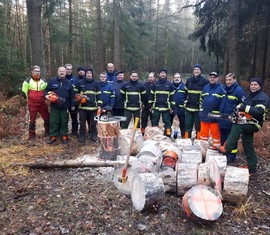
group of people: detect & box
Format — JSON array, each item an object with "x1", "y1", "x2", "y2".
[{"x1": 22, "y1": 63, "x2": 270, "y2": 174}]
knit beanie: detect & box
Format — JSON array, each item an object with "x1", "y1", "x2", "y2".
[
  {"x1": 77, "y1": 66, "x2": 85, "y2": 72},
  {"x1": 194, "y1": 64, "x2": 202, "y2": 71},
  {"x1": 159, "y1": 68, "x2": 167, "y2": 74},
  {"x1": 85, "y1": 67, "x2": 94, "y2": 75},
  {"x1": 250, "y1": 77, "x2": 262, "y2": 88}
]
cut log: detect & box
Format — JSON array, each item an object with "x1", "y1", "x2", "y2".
[
  {"x1": 151, "y1": 134, "x2": 172, "y2": 143},
  {"x1": 143, "y1": 139, "x2": 159, "y2": 147},
  {"x1": 131, "y1": 172, "x2": 165, "y2": 211},
  {"x1": 119, "y1": 130, "x2": 143, "y2": 156},
  {"x1": 205, "y1": 149, "x2": 227, "y2": 179},
  {"x1": 15, "y1": 157, "x2": 124, "y2": 169},
  {"x1": 144, "y1": 126, "x2": 163, "y2": 140},
  {"x1": 137, "y1": 144, "x2": 162, "y2": 158},
  {"x1": 197, "y1": 162, "x2": 211, "y2": 186},
  {"x1": 159, "y1": 166, "x2": 177, "y2": 193},
  {"x1": 177, "y1": 163, "x2": 198, "y2": 196},
  {"x1": 97, "y1": 120, "x2": 120, "y2": 160},
  {"x1": 181, "y1": 145, "x2": 202, "y2": 165},
  {"x1": 113, "y1": 160, "x2": 148, "y2": 195},
  {"x1": 182, "y1": 185, "x2": 223, "y2": 222},
  {"x1": 222, "y1": 166, "x2": 249, "y2": 204}
]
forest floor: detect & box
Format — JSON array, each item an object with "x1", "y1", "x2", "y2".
[{"x1": 0, "y1": 94, "x2": 270, "y2": 235}]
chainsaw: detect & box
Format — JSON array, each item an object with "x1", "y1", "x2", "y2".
[
  {"x1": 207, "y1": 111, "x2": 256, "y2": 124},
  {"x1": 94, "y1": 106, "x2": 126, "y2": 122}
]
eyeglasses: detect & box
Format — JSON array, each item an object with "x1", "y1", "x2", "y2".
[{"x1": 33, "y1": 71, "x2": 40, "y2": 73}]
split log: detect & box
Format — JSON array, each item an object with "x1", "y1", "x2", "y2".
[
  {"x1": 113, "y1": 160, "x2": 148, "y2": 195},
  {"x1": 205, "y1": 149, "x2": 227, "y2": 179},
  {"x1": 159, "y1": 166, "x2": 177, "y2": 193},
  {"x1": 197, "y1": 162, "x2": 211, "y2": 186},
  {"x1": 222, "y1": 166, "x2": 249, "y2": 204},
  {"x1": 209, "y1": 159, "x2": 222, "y2": 195},
  {"x1": 182, "y1": 185, "x2": 223, "y2": 222},
  {"x1": 177, "y1": 163, "x2": 198, "y2": 196},
  {"x1": 15, "y1": 157, "x2": 124, "y2": 169},
  {"x1": 131, "y1": 172, "x2": 165, "y2": 211},
  {"x1": 97, "y1": 120, "x2": 120, "y2": 160}
]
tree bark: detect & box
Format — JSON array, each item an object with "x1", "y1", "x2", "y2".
[
  {"x1": 96, "y1": 0, "x2": 105, "y2": 73},
  {"x1": 26, "y1": 0, "x2": 45, "y2": 72},
  {"x1": 113, "y1": 0, "x2": 121, "y2": 69}
]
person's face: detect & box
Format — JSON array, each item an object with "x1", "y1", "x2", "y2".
[
  {"x1": 117, "y1": 73, "x2": 124, "y2": 80},
  {"x1": 209, "y1": 75, "x2": 219, "y2": 84},
  {"x1": 66, "y1": 66, "x2": 72, "y2": 75},
  {"x1": 85, "y1": 71, "x2": 93, "y2": 80},
  {"x1": 148, "y1": 74, "x2": 155, "y2": 83},
  {"x1": 100, "y1": 74, "x2": 106, "y2": 83},
  {"x1": 107, "y1": 64, "x2": 114, "y2": 73},
  {"x1": 173, "y1": 74, "x2": 181, "y2": 83},
  {"x1": 250, "y1": 82, "x2": 261, "y2": 93},
  {"x1": 159, "y1": 71, "x2": 167, "y2": 79},
  {"x1": 193, "y1": 68, "x2": 201, "y2": 77},
  {"x1": 78, "y1": 70, "x2": 85, "y2": 76},
  {"x1": 225, "y1": 76, "x2": 236, "y2": 87},
  {"x1": 58, "y1": 67, "x2": 66, "y2": 79},
  {"x1": 130, "y1": 73, "x2": 138, "y2": 81},
  {"x1": 32, "y1": 67, "x2": 41, "y2": 80}
]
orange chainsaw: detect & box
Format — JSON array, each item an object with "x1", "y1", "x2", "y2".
[{"x1": 94, "y1": 106, "x2": 126, "y2": 122}]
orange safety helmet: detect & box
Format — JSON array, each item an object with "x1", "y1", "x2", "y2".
[{"x1": 162, "y1": 150, "x2": 178, "y2": 168}]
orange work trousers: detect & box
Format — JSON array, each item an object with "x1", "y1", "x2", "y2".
[{"x1": 198, "y1": 121, "x2": 220, "y2": 147}]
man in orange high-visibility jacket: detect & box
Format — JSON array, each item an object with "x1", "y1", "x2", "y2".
[{"x1": 22, "y1": 65, "x2": 50, "y2": 140}]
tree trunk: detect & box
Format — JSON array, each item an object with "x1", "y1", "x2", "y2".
[
  {"x1": 26, "y1": 0, "x2": 45, "y2": 72},
  {"x1": 96, "y1": 0, "x2": 105, "y2": 73},
  {"x1": 68, "y1": 0, "x2": 73, "y2": 60},
  {"x1": 113, "y1": 0, "x2": 121, "y2": 69},
  {"x1": 223, "y1": 0, "x2": 240, "y2": 79}
]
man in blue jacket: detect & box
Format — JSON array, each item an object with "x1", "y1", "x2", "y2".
[
  {"x1": 99, "y1": 72, "x2": 115, "y2": 108},
  {"x1": 112, "y1": 71, "x2": 126, "y2": 117},
  {"x1": 45, "y1": 67, "x2": 75, "y2": 144},
  {"x1": 184, "y1": 64, "x2": 209, "y2": 138},
  {"x1": 199, "y1": 72, "x2": 224, "y2": 148},
  {"x1": 218, "y1": 73, "x2": 246, "y2": 162},
  {"x1": 171, "y1": 73, "x2": 186, "y2": 138}
]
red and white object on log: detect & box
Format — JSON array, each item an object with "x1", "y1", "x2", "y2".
[
  {"x1": 182, "y1": 185, "x2": 223, "y2": 222},
  {"x1": 131, "y1": 172, "x2": 165, "y2": 211}
]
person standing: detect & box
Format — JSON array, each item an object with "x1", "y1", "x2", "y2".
[
  {"x1": 218, "y1": 73, "x2": 246, "y2": 163},
  {"x1": 198, "y1": 72, "x2": 224, "y2": 148},
  {"x1": 184, "y1": 64, "x2": 209, "y2": 138},
  {"x1": 106, "y1": 63, "x2": 117, "y2": 82},
  {"x1": 98, "y1": 72, "x2": 115, "y2": 109},
  {"x1": 22, "y1": 65, "x2": 50, "y2": 140},
  {"x1": 111, "y1": 71, "x2": 126, "y2": 117},
  {"x1": 45, "y1": 67, "x2": 75, "y2": 144},
  {"x1": 217, "y1": 78, "x2": 270, "y2": 174},
  {"x1": 149, "y1": 69, "x2": 175, "y2": 137},
  {"x1": 120, "y1": 71, "x2": 147, "y2": 129},
  {"x1": 64, "y1": 63, "x2": 79, "y2": 136},
  {"x1": 76, "y1": 68, "x2": 102, "y2": 143},
  {"x1": 141, "y1": 72, "x2": 156, "y2": 136},
  {"x1": 171, "y1": 73, "x2": 186, "y2": 138}
]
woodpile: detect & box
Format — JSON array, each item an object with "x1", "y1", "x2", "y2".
[{"x1": 113, "y1": 127, "x2": 251, "y2": 217}]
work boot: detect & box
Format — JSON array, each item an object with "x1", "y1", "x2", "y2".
[
  {"x1": 78, "y1": 135, "x2": 86, "y2": 143},
  {"x1": 28, "y1": 132, "x2": 36, "y2": 141},
  {"x1": 215, "y1": 145, "x2": 226, "y2": 154},
  {"x1": 91, "y1": 135, "x2": 98, "y2": 143},
  {"x1": 62, "y1": 135, "x2": 68, "y2": 144},
  {"x1": 47, "y1": 136, "x2": 56, "y2": 144}
]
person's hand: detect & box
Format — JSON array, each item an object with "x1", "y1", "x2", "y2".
[
  {"x1": 45, "y1": 95, "x2": 50, "y2": 100},
  {"x1": 71, "y1": 106, "x2": 75, "y2": 111},
  {"x1": 236, "y1": 104, "x2": 242, "y2": 110}
]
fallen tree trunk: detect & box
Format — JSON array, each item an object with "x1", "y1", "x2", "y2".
[{"x1": 12, "y1": 159, "x2": 124, "y2": 169}]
